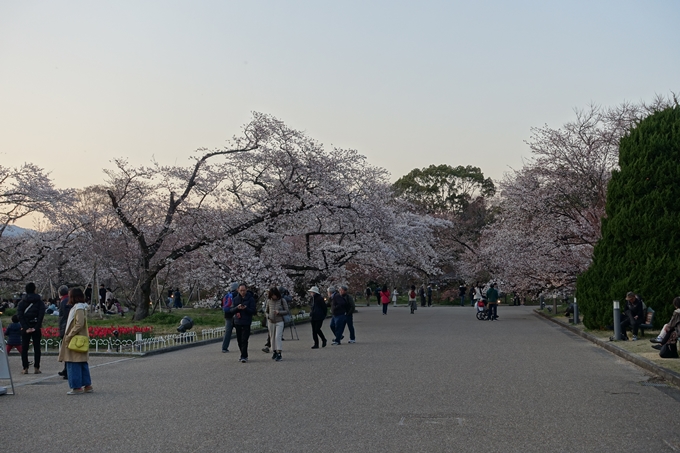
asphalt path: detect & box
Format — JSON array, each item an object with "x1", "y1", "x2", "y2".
[{"x1": 2, "y1": 305, "x2": 680, "y2": 452}]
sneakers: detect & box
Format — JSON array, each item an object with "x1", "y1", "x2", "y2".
[
  {"x1": 262, "y1": 346, "x2": 270, "y2": 353},
  {"x1": 650, "y1": 337, "x2": 663, "y2": 344},
  {"x1": 311, "y1": 345, "x2": 319, "y2": 349},
  {"x1": 348, "y1": 340, "x2": 356, "y2": 344},
  {"x1": 67, "y1": 388, "x2": 84, "y2": 395},
  {"x1": 331, "y1": 341, "x2": 340, "y2": 346},
  {"x1": 57, "y1": 370, "x2": 67, "y2": 377},
  {"x1": 652, "y1": 344, "x2": 662, "y2": 350},
  {"x1": 34, "y1": 368, "x2": 42, "y2": 374},
  {"x1": 275, "y1": 352, "x2": 282, "y2": 362},
  {"x1": 239, "y1": 357, "x2": 248, "y2": 363},
  {"x1": 272, "y1": 351, "x2": 277, "y2": 360},
  {"x1": 222, "y1": 349, "x2": 229, "y2": 353},
  {"x1": 21, "y1": 369, "x2": 28, "y2": 375},
  {"x1": 84, "y1": 386, "x2": 94, "y2": 393},
  {"x1": 632, "y1": 335, "x2": 638, "y2": 341}
]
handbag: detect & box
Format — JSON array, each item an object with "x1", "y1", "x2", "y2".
[
  {"x1": 68, "y1": 335, "x2": 89, "y2": 353},
  {"x1": 66, "y1": 310, "x2": 89, "y2": 352}
]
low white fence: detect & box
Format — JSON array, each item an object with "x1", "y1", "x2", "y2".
[
  {"x1": 34, "y1": 313, "x2": 310, "y2": 354},
  {"x1": 39, "y1": 331, "x2": 198, "y2": 354}
]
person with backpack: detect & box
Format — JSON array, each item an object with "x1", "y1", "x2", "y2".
[
  {"x1": 340, "y1": 285, "x2": 356, "y2": 343},
  {"x1": 17, "y1": 282, "x2": 45, "y2": 374},
  {"x1": 221, "y1": 283, "x2": 238, "y2": 353},
  {"x1": 408, "y1": 285, "x2": 418, "y2": 314},
  {"x1": 329, "y1": 286, "x2": 347, "y2": 345},
  {"x1": 309, "y1": 286, "x2": 328, "y2": 349}
]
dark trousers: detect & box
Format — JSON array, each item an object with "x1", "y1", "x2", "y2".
[
  {"x1": 21, "y1": 329, "x2": 42, "y2": 370},
  {"x1": 420, "y1": 296, "x2": 426, "y2": 307},
  {"x1": 488, "y1": 303, "x2": 498, "y2": 320},
  {"x1": 311, "y1": 320, "x2": 326, "y2": 346},
  {"x1": 346, "y1": 315, "x2": 355, "y2": 341},
  {"x1": 620, "y1": 312, "x2": 642, "y2": 337},
  {"x1": 235, "y1": 325, "x2": 251, "y2": 359},
  {"x1": 382, "y1": 303, "x2": 388, "y2": 314},
  {"x1": 332, "y1": 315, "x2": 346, "y2": 343}
]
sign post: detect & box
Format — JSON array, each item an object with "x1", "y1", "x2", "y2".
[{"x1": 0, "y1": 318, "x2": 16, "y2": 395}]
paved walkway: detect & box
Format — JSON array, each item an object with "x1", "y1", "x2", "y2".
[{"x1": 2, "y1": 305, "x2": 680, "y2": 452}]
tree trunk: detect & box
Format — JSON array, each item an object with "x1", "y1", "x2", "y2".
[{"x1": 134, "y1": 277, "x2": 153, "y2": 320}]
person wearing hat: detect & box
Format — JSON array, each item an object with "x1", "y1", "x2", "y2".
[{"x1": 309, "y1": 286, "x2": 328, "y2": 349}]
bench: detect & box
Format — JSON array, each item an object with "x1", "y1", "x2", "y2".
[{"x1": 639, "y1": 307, "x2": 655, "y2": 337}]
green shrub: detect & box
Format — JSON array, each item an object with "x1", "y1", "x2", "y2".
[{"x1": 577, "y1": 106, "x2": 680, "y2": 328}]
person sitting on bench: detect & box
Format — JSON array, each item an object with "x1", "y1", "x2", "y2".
[{"x1": 619, "y1": 292, "x2": 644, "y2": 340}]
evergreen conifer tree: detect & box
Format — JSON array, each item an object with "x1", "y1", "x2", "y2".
[{"x1": 577, "y1": 106, "x2": 680, "y2": 329}]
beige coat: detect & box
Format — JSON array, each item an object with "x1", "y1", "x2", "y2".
[{"x1": 58, "y1": 307, "x2": 89, "y2": 363}]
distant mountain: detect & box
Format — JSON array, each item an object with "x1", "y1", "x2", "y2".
[{"x1": 2, "y1": 225, "x2": 30, "y2": 237}]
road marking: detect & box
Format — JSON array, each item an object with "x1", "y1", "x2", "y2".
[{"x1": 14, "y1": 357, "x2": 135, "y2": 387}]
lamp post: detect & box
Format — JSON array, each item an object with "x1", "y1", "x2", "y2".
[
  {"x1": 613, "y1": 301, "x2": 621, "y2": 341},
  {"x1": 573, "y1": 297, "x2": 579, "y2": 324}
]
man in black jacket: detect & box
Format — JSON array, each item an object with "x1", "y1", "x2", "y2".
[
  {"x1": 340, "y1": 285, "x2": 356, "y2": 343},
  {"x1": 57, "y1": 285, "x2": 71, "y2": 379},
  {"x1": 230, "y1": 284, "x2": 256, "y2": 362},
  {"x1": 17, "y1": 282, "x2": 45, "y2": 374}
]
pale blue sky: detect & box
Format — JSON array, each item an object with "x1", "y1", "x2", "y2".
[{"x1": 1, "y1": 1, "x2": 678, "y2": 191}]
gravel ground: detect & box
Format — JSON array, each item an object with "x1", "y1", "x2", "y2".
[{"x1": 2, "y1": 305, "x2": 679, "y2": 452}]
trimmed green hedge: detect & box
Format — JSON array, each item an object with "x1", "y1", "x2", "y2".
[{"x1": 577, "y1": 106, "x2": 680, "y2": 328}]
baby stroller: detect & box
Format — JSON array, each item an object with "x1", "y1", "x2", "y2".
[{"x1": 475, "y1": 297, "x2": 490, "y2": 320}]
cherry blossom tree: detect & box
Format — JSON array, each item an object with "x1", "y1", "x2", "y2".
[{"x1": 0, "y1": 163, "x2": 65, "y2": 284}]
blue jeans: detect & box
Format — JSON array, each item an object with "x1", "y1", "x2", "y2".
[
  {"x1": 222, "y1": 317, "x2": 234, "y2": 351},
  {"x1": 66, "y1": 362, "x2": 91, "y2": 389},
  {"x1": 346, "y1": 315, "x2": 355, "y2": 341},
  {"x1": 332, "y1": 315, "x2": 346, "y2": 343},
  {"x1": 460, "y1": 296, "x2": 465, "y2": 306}
]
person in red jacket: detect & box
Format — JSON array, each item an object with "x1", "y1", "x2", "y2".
[{"x1": 379, "y1": 285, "x2": 391, "y2": 315}]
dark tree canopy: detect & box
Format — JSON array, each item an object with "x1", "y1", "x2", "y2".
[
  {"x1": 577, "y1": 105, "x2": 680, "y2": 328},
  {"x1": 392, "y1": 164, "x2": 495, "y2": 214}
]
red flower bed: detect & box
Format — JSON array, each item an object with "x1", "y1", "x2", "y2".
[{"x1": 41, "y1": 325, "x2": 153, "y2": 340}]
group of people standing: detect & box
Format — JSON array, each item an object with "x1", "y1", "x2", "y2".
[
  {"x1": 9, "y1": 282, "x2": 93, "y2": 395},
  {"x1": 220, "y1": 283, "x2": 359, "y2": 362}
]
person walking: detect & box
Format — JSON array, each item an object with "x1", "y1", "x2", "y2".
[
  {"x1": 459, "y1": 284, "x2": 467, "y2": 307},
  {"x1": 427, "y1": 285, "x2": 433, "y2": 307},
  {"x1": 265, "y1": 287, "x2": 289, "y2": 361},
  {"x1": 229, "y1": 284, "x2": 256, "y2": 362},
  {"x1": 58, "y1": 287, "x2": 93, "y2": 395},
  {"x1": 221, "y1": 283, "x2": 238, "y2": 353},
  {"x1": 340, "y1": 285, "x2": 356, "y2": 343},
  {"x1": 17, "y1": 282, "x2": 45, "y2": 374},
  {"x1": 486, "y1": 283, "x2": 499, "y2": 321},
  {"x1": 329, "y1": 286, "x2": 347, "y2": 345},
  {"x1": 408, "y1": 285, "x2": 417, "y2": 314},
  {"x1": 365, "y1": 287, "x2": 372, "y2": 306},
  {"x1": 57, "y1": 285, "x2": 72, "y2": 379},
  {"x1": 419, "y1": 285, "x2": 426, "y2": 307},
  {"x1": 309, "y1": 286, "x2": 328, "y2": 349},
  {"x1": 392, "y1": 288, "x2": 399, "y2": 307},
  {"x1": 379, "y1": 285, "x2": 391, "y2": 315}
]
